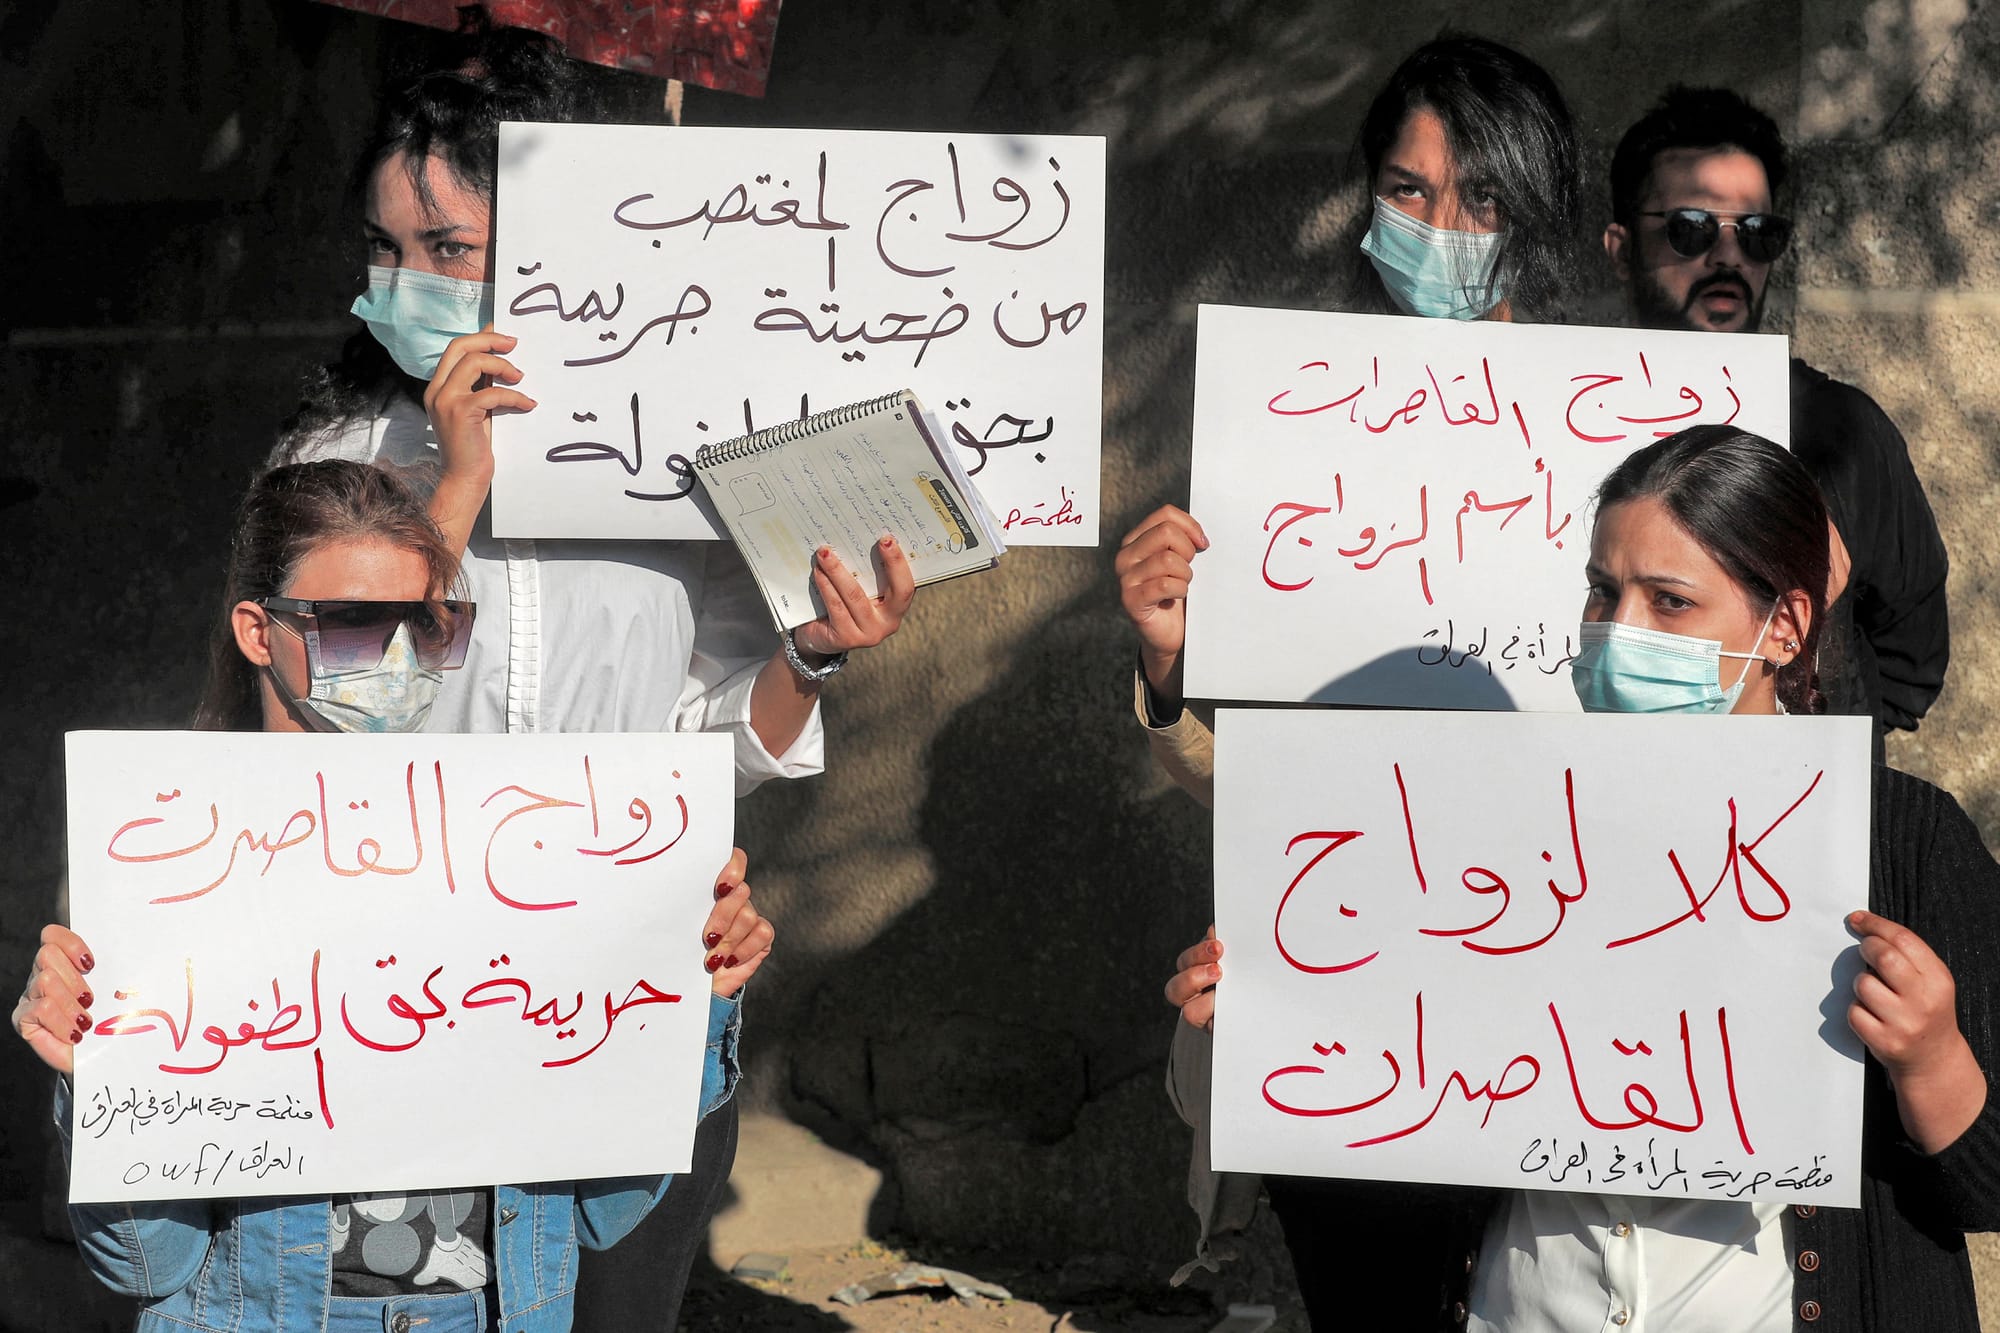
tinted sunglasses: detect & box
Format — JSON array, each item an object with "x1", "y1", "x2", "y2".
[
  {"x1": 1640, "y1": 208, "x2": 1793, "y2": 264},
  {"x1": 259, "y1": 597, "x2": 475, "y2": 674}
]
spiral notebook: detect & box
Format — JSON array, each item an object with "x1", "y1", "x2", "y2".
[{"x1": 692, "y1": 389, "x2": 1006, "y2": 632}]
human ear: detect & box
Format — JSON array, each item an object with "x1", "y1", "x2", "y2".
[
  {"x1": 1769, "y1": 590, "x2": 1813, "y2": 665},
  {"x1": 1603, "y1": 222, "x2": 1633, "y2": 281},
  {"x1": 232, "y1": 601, "x2": 274, "y2": 667}
]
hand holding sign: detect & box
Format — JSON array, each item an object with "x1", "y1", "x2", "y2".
[
  {"x1": 1164, "y1": 926, "x2": 1222, "y2": 1033},
  {"x1": 425, "y1": 327, "x2": 537, "y2": 555},
  {"x1": 1845, "y1": 908, "x2": 1986, "y2": 1154},
  {"x1": 702, "y1": 847, "x2": 773, "y2": 999},
  {"x1": 1116, "y1": 504, "x2": 1210, "y2": 702},
  {"x1": 14, "y1": 923, "x2": 95, "y2": 1077}
]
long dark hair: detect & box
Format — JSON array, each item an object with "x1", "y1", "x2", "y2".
[
  {"x1": 195, "y1": 461, "x2": 461, "y2": 731},
  {"x1": 1595, "y1": 424, "x2": 1830, "y2": 714},
  {"x1": 1345, "y1": 34, "x2": 1583, "y2": 323},
  {"x1": 275, "y1": 22, "x2": 584, "y2": 457}
]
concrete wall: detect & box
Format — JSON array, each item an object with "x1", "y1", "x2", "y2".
[{"x1": 3, "y1": 0, "x2": 1996, "y2": 1315}]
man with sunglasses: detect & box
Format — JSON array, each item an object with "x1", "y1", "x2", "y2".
[{"x1": 1605, "y1": 85, "x2": 1951, "y2": 741}]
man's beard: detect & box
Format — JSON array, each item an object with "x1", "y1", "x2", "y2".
[{"x1": 1629, "y1": 267, "x2": 1765, "y2": 334}]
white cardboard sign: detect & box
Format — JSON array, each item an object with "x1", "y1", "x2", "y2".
[
  {"x1": 64, "y1": 731, "x2": 732, "y2": 1202},
  {"x1": 1211, "y1": 710, "x2": 1870, "y2": 1206},
  {"x1": 1186, "y1": 307, "x2": 1791, "y2": 708},
  {"x1": 493, "y1": 123, "x2": 1105, "y2": 544}
]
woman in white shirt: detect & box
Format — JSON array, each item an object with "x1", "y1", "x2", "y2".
[
  {"x1": 1167, "y1": 426, "x2": 2000, "y2": 1331},
  {"x1": 268, "y1": 24, "x2": 915, "y2": 1329}
]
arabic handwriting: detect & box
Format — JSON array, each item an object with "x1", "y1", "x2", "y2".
[
  {"x1": 612, "y1": 153, "x2": 849, "y2": 240},
  {"x1": 949, "y1": 409, "x2": 1054, "y2": 477},
  {"x1": 1607, "y1": 772, "x2": 1818, "y2": 949}
]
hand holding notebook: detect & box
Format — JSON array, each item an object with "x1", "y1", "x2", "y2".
[{"x1": 693, "y1": 390, "x2": 1006, "y2": 632}]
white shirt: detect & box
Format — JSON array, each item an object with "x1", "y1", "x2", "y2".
[
  {"x1": 1468, "y1": 1190, "x2": 1791, "y2": 1333},
  {"x1": 283, "y1": 392, "x2": 824, "y2": 795}
]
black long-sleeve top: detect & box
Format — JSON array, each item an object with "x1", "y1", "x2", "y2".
[
  {"x1": 1409, "y1": 768, "x2": 2000, "y2": 1332},
  {"x1": 1790, "y1": 360, "x2": 1952, "y2": 735}
]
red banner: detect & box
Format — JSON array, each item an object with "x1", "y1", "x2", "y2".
[{"x1": 318, "y1": 0, "x2": 781, "y2": 97}]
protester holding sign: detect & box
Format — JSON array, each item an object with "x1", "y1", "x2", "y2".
[
  {"x1": 1116, "y1": 33, "x2": 1584, "y2": 800},
  {"x1": 267, "y1": 25, "x2": 911, "y2": 1325},
  {"x1": 14, "y1": 459, "x2": 771, "y2": 1332},
  {"x1": 274, "y1": 28, "x2": 912, "y2": 772},
  {"x1": 1123, "y1": 34, "x2": 1587, "y2": 1324},
  {"x1": 1168, "y1": 427, "x2": 2000, "y2": 1331}
]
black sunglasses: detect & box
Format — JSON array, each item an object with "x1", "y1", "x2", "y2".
[
  {"x1": 259, "y1": 597, "x2": 475, "y2": 675},
  {"x1": 1639, "y1": 208, "x2": 1793, "y2": 264}
]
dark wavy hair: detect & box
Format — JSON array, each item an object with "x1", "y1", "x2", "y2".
[
  {"x1": 1609, "y1": 86, "x2": 1788, "y2": 229},
  {"x1": 195, "y1": 461, "x2": 461, "y2": 731},
  {"x1": 1594, "y1": 424, "x2": 1830, "y2": 714},
  {"x1": 276, "y1": 19, "x2": 585, "y2": 456},
  {"x1": 1346, "y1": 34, "x2": 1583, "y2": 323}
]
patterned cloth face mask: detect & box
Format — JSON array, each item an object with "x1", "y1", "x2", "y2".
[
  {"x1": 270, "y1": 622, "x2": 444, "y2": 734},
  {"x1": 1569, "y1": 604, "x2": 1779, "y2": 715},
  {"x1": 1359, "y1": 195, "x2": 1507, "y2": 320},
  {"x1": 349, "y1": 266, "x2": 494, "y2": 380}
]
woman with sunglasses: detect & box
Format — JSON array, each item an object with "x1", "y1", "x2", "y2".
[
  {"x1": 268, "y1": 24, "x2": 910, "y2": 1326},
  {"x1": 15, "y1": 458, "x2": 773, "y2": 1333},
  {"x1": 1122, "y1": 35, "x2": 1585, "y2": 1325},
  {"x1": 1168, "y1": 425, "x2": 2000, "y2": 1330}
]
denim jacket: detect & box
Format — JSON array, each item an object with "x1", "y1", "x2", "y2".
[{"x1": 56, "y1": 991, "x2": 741, "y2": 1332}]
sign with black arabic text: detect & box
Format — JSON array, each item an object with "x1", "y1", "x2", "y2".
[{"x1": 492, "y1": 124, "x2": 1105, "y2": 545}]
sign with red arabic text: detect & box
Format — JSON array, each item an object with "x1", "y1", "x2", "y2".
[
  {"x1": 64, "y1": 731, "x2": 732, "y2": 1203},
  {"x1": 1185, "y1": 308, "x2": 1791, "y2": 708},
  {"x1": 1210, "y1": 709, "x2": 1870, "y2": 1206}
]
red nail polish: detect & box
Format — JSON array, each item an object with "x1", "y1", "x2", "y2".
[
  {"x1": 77, "y1": 1015, "x2": 92, "y2": 1032},
  {"x1": 79, "y1": 955, "x2": 94, "y2": 973},
  {"x1": 704, "y1": 955, "x2": 722, "y2": 974},
  {"x1": 703, "y1": 931, "x2": 722, "y2": 949},
  {"x1": 68, "y1": 1030, "x2": 81, "y2": 1044},
  {"x1": 714, "y1": 883, "x2": 732, "y2": 901},
  {"x1": 78, "y1": 991, "x2": 93, "y2": 1009},
  {"x1": 723, "y1": 956, "x2": 739, "y2": 969}
]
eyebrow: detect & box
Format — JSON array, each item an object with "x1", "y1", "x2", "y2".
[
  {"x1": 1585, "y1": 564, "x2": 1701, "y2": 589},
  {"x1": 1378, "y1": 163, "x2": 1434, "y2": 192},
  {"x1": 363, "y1": 217, "x2": 478, "y2": 241}
]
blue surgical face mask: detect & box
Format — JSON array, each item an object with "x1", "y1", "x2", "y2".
[
  {"x1": 349, "y1": 266, "x2": 494, "y2": 380},
  {"x1": 1359, "y1": 195, "x2": 1507, "y2": 320},
  {"x1": 270, "y1": 622, "x2": 443, "y2": 734},
  {"x1": 1569, "y1": 605, "x2": 1778, "y2": 715}
]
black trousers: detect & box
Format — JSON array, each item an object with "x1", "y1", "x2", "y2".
[
  {"x1": 572, "y1": 1096, "x2": 741, "y2": 1330},
  {"x1": 1262, "y1": 1175, "x2": 1485, "y2": 1332}
]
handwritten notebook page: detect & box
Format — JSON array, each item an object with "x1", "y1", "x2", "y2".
[{"x1": 696, "y1": 393, "x2": 1001, "y2": 629}]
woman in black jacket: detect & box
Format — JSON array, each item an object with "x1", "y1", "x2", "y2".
[{"x1": 1168, "y1": 425, "x2": 2000, "y2": 1331}]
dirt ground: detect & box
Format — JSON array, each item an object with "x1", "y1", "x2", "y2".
[{"x1": 679, "y1": 1239, "x2": 1308, "y2": 1333}]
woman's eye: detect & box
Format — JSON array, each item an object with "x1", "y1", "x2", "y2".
[
  {"x1": 1654, "y1": 591, "x2": 1693, "y2": 612},
  {"x1": 367, "y1": 236, "x2": 398, "y2": 259},
  {"x1": 435, "y1": 240, "x2": 474, "y2": 261}
]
